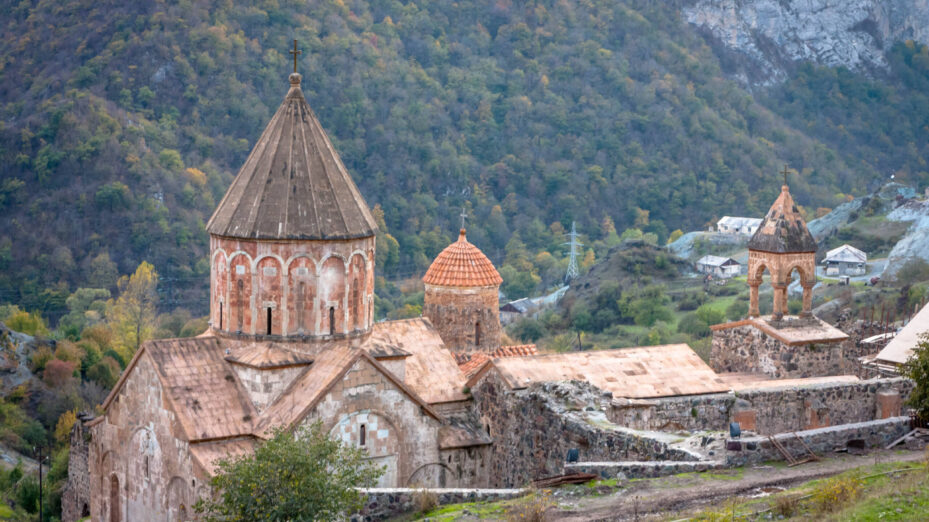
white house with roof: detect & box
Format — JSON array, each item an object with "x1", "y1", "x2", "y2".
[
  {"x1": 717, "y1": 216, "x2": 762, "y2": 236},
  {"x1": 824, "y1": 244, "x2": 867, "y2": 276},
  {"x1": 696, "y1": 255, "x2": 742, "y2": 278}
]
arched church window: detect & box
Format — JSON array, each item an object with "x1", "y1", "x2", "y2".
[
  {"x1": 352, "y1": 284, "x2": 360, "y2": 330},
  {"x1": 236, "y1": 279, "x2": 244, "y2": 331},
  {"x1": 359, "y1": 424, "x2": 366, "y2": 446},
  {"x1": 475, "y1": 321, "x2": 481, "y2": 346},
  {"x1": 329, "y1": 307, "x2": 335, "y2": 335},
  {"x1": 109, "y1": 475, "x2": 120, "y2": 522},
  {"x1": 266, "y1": 307, "x2": 272, "y2": 335},
  {"x1": 219, "y1": 302, "x2": 223, "y2": 330},
  {"x1": 296, "y1": 282, "x2": 306, "y2": 331}
]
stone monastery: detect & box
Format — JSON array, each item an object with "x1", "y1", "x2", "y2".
[{"x1": 63, "y1": 68, "x2": 917, "y2": 521}]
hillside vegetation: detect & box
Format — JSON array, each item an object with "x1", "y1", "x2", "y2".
[{"x1": 1, "y1": 0, "x2": 929, "y2": 319}]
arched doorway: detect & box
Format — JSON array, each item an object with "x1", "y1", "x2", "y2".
[{"x1": 109, "y1": 475, "x2": 120, "y2": 522}]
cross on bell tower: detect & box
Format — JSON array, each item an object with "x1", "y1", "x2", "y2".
[
  {"x1": 289, "y1": 39, "x2": 301, "y2": 73},
  {"x1": 781, "y1": 164, "x2": 790, "y2": 186},
  {"x1": 459, "y1": 208, "x2": 468, "y2": 230}
]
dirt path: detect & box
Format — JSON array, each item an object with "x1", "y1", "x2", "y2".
[{"x1": 551, "y1": 450, "x2": 926, "y2": 521}]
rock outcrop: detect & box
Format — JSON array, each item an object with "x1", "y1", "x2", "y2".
[{"x1": 684, "y1": 0, "x2": 929, "y2": 84}]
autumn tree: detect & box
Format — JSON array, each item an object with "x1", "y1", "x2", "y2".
[
  {"x1": 107, "y1": 261, "x2": 159, "y2": 358},
  {"x1": 196, "y1": 422, "x2": 381, "y2": 521}
]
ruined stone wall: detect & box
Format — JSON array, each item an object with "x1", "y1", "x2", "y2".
[
  {"x1": 61, "y1": 420, "x2": 91, "y2": 522},
  {"x1": 88, "y1": 353, "x2": 202, "y2": 522},
  {"x1": 711, "y1": 324, "x2": 874, "y2": 378},
  {"x1": 210, "y1": 235, "x2": 375, "y2": 338},
  {"x1": 471, "y1": 373, "x2": 697, "y2": 488},
  {"x1": 438, "y1": 446, "x2": 490, "y2": 488},
  {"x1": 303, "y1": 358, "x2": 444, "y2": 488},
  {"x1": 610, "y1": 378, "x2": 912, "y2": 435},
  {"x1": 423, "y1": 284, "x2": 501, "y2": 354}
]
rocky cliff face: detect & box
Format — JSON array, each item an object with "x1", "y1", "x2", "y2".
[{"x1": 684, "y1": 0, "x2": 929, "y2": 84}]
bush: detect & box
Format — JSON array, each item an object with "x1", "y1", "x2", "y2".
[
  {"x1": 509, "y1": 318, "x2": 546, "y2": 342},
  {"x1": 678, "y1": 313, "x2": 710, "y2": 338},
  {"x1": 43, "y1": 359, "x2": 78, "y2": 388},
  {"x1": 4, "y1": 310, "x2": 49, "y2": 337},
  {"x1": 87, "y1": 357, "x2": 120, "y2": 389},
  {"x1": 725, "y1": 300, "x2": 748, "y2": 321},
  {"x1": 811, "y1": 474, "x2": 862, "y2": 513},
  {"x1": 695, "y1": 304, "x2": 725, "y2": 326},
  {"x1": 903, "y1": 334, "x2": 929, "y2": 420},
  {"x1": 773, "y1": 493, "x2": 799, "y2": 518},
  {"x1": 412, "y1": 487, "x2": 438, "y2": 514},
  {"x1": 505, "y1": 489, "x2": 553, "y2": 522}
]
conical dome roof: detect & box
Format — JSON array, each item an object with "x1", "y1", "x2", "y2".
[
  {"x1": 207, "y1": 73, "x2": 377, "y2": 240},
  {"x1": 748, "y1": 185, "x2": 817, "y2": 253},
  {"x1": 423, "y1": 229, "x2": 503, "y2": 287}
]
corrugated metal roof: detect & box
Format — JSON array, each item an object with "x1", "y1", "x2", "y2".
[
  {"x1": 717, "y1": 216, "x2": 762, "y2": 228},
  {"x1": 748, "y1": 185, "x2": 817, "y2": 253},
  {"x1": 697, "y1": 255, "x2": 739, "y2": 267},
  {"x1": 475, "y1": 344, "x2": 730, "y2": 399},
  {"x1": 422, "y1": 229, "x2": 502, "y2": 287},
  {"x1": 875, "y1": 302, "x2": 929, "y2": 365},
  {"x1": 206, "y1": 73, "x2": 377, "y2": 240},
  {"x1": 825, "y1": 244, "x2": 866, "y2": 263}
]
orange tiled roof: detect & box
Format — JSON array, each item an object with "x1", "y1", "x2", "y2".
[
  {"x1": 457, "y1": 344, "x2": 539, "y2": 378},
  {"x1": 422, "y1": 229, "x2": 502, "y2": 287}
]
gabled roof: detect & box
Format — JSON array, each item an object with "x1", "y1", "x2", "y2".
[
  {"x1": 875, "y1": 302, "x2": 929, "y2": 365},
  {"x1": 697, "y1": 255, "x2": 740, "y2": 267},
  {"x1": 206, "y1": 73, "x2": 377, "y2": 240},
  {"x1": 825, "y1": 244, "x2": 866, "y2": 264},
  {"x1": 748, "y1": 185, "x2": 817, "y2": 253},
  {"x1": 468, "y1": 344, "x2": 730, "y2": 399},
  {"x1": 423, "y1": 229, "x2": 502, "y2": 287},
  {"x1": 225, "y1": 344, "x2": 314, "y2": 369},
  {"x1": 457, "y1": 344, "x2": 540, "y2": 378},
  {"x1": 717, "y1": 216, "x2": 762, "y2": 228}
]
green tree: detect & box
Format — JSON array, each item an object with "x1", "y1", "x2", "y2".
[
  {"x1": 627, "y1": 285, "x2": 672, "y2": 327},
  {"x1": 196, "y1": 422, "x2": 381, "y2": 521},
  {"x1": 902, "y1": 334, "x2": 929, "y2": 421}
]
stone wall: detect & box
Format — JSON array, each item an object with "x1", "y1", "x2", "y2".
[
  {"x1": 610, "y1": 378, "x2": 911, "y2": 435},
  {"x1": 725, "y1": 416, "x2": 913, "y2": 465},
  {"x1": 61, "y1": 419, "x2": 91, "y2": 522},
  {"x1": 471, "y1": 373, "x2": 698, "y2": 488},
  {"x1": 352, "y1": 487, "x2": 524, "y2": 521},
  {"x1": 88, "y1": 353, "x2": 203, "y2": 522},
  {"x1": 210, "y1": 235, "x2": 375, "y2": 338},
  {"x1": 565, "y1": 460, "x2": 725, "y2": 480},
  {"x1": 304, "y1": 357, "x2": 444, "y2": 488},
  {"x1": 711, "y1": 323, "x2": 874, "y2": 378},
  {"x1": 423, "y1": 284, "x2": 501, "y2": 354}
]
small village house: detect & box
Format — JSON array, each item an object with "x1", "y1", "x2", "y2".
[
  {"x1": 716, "y1": 216, "x2": 762, "y2": 236},
  {"x1": 696, "y1": 255, "x2": 742, "y2": 278},
  {"x1": 823, "y1": 244, "x2": 867, "y2": 276}
]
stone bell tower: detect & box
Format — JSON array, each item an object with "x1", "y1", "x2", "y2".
[
  {"x1": 422, "y1": 229, "x2": 503, "y2": 354},
  {"x1": 746, "y1": 182, "x2": 817, "y2": 320},
  {"x1": 205, "y1": 69, "x2": 378, "y2": 340}
]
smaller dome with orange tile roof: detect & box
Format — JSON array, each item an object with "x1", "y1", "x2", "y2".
[{"x1": 423, "y1": 229, "x2": 503, "y2": 287}]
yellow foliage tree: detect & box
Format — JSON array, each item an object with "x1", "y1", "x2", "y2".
[
  {"x1": 107, "y1": 261, "x2": 159, "y2": 359},
  {"x1": 55, "y1": 410, "x2": 78, "y2": 444}
]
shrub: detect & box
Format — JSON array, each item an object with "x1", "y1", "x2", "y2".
[
  {"x1": 29, "y1": 346, "x2": 54, "y2": 372},
  {"x1": 678, "y1": 313, "x2": 710, "y2": 338},
  {"x1": 772, "y1": 493, "x2": 799, "y2": 517},
  {"x1": 412, "y1": 487, "x2": 438, "y2": 514},
  {"x1": 505, "y1": 489, "x2": 553, "y2": 522},
  {"x1": 725, "y1": 300, "x2": 748, "y2": 321},
  {"x1": 811, "y1": 474, "x2": 862, "y2": 513},
  {"x1": 44, "y1": 359, "x2": 78, "y2": 388},
  {"x1": 4, "y1": 310, "x2": 49, "y2": 337}
]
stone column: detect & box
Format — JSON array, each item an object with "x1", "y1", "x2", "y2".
[
  {"x1": 748, "y1": 282, "x2": 760, "y2": 318},
  {"x1": 801, "y1": 283, "x2": 814, "y2": 318},
  {"x1": 772, "y1": 283, "x2": 786, "y2": 320}
]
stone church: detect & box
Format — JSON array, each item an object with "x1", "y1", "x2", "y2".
[{"x1": 65, "y1": 70, "x2": 517, "y2": 521}]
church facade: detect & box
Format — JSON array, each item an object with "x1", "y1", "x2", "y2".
[{"x1": 68, "y1": 70, "x2": 501, "y2": 522}]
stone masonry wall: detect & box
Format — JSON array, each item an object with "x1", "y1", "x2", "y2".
[
  {"x1": 304, "y1": 358, "x2": 444, "y2": 488},
  {"x1": 725, "y1": 416, "x2": 913, "y2": 466},
  {"x1": 471, "y1": 373, "x2": 698, "y2": 488},
  {"x1": 88, "y1": 353, "x2": 203, "y2": 522},
  {"x1": 352, "y1": 487, "x2": 524, "y2": 521},
  {"x1": 711, "y1": 324, "x2": 874, "y2": 378},
  {"x1": 423, "y1": 284, "x2": 501, "y2": 354},
  {"x1": 61, "y1": 419, "x2": 91, "y2": 522},
  {"x1": 610, "y1": 378, "x2": 911, "y2": 435}
]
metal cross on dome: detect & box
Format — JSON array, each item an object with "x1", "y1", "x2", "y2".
[
  {"x1": 290, "y1": 39, "x2": 301, "y2": 73},
  {"x1": 460, "y1": 208, "x2": 468, "y2": 230},
  {"x1": 781, "y1": 164, "x2": 790, "y2": 186}
]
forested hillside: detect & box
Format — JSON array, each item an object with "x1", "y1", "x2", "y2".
[{"x1": 2, "y1": 0, "x2": 929, "y2": 318}]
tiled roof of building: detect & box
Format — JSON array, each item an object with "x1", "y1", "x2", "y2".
[
  {"x1": 457, "y1": 345, "x2": 540, "y2": 378},
  {"x1": 99, "y1": 318, "x2": 467, "y2": 446},
  {"x1": 747, "y1": 185, "x2": 818, "y2": 253},
  {"x1": 141, "y1": 337, "x2": 259, "y2": 441},
  {"x1": 206, "y1": 73, "x2": 377, "y2": 240},
  {"x1": 468, "y1": 344, "x2": 730, "y2": 399},
  {"x1": 225, "y1": 344, "x2": 314, "y2": 369},
  {"x1": 367, "y1": 318, "x2": 469, "y2": 403},
  {"x1": 710, "y1": 316, "x2": 849, "y2": 346},
  {"x1": 422, "y1": 229, "x2": 503, "y2": 287}
]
